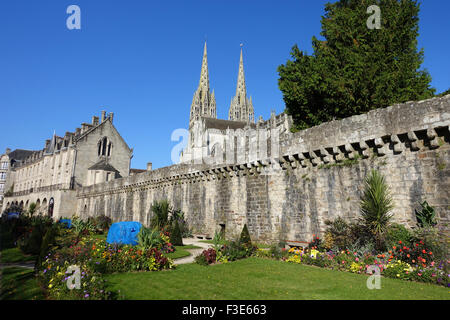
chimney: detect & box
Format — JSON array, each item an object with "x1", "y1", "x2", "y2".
[
  {"x1": 5, "y1": 148, "x2": 11, "y2": 154},
  {"x1": 146, "y1": 162, "x2": 152, "y2": 171},
  {"x1": 92, "y1": 116, "x2": 99, "y2": 126},
  {"x1": 109, "y1": 112, "x2": 114, "y2": 123},
  {"x1": 101, "y1": 110, "x2": 106, "y2": 123},
  {"x1": 75, "y1": 128, "x2": 81, "y2": 136}
]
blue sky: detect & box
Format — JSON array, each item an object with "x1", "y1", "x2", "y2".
[{"x1": 0, "y1": 0, "x2": 449, "y2": 170}]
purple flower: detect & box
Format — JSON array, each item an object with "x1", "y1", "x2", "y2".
[
  {"x1": 84, "y1": 294, "x2": 89, "y2": 298},
  {"x1": 43, "y1": 269, "x2": 47, "y2": 274}
]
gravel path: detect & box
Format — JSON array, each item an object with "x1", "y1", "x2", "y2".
[{"x1": 173, "y1": 238, "x2": 213, "y2": 265}]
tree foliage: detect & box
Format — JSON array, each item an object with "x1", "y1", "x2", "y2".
[{"x1": 278, "y1": 0, "x2": 435, "y2": 130}]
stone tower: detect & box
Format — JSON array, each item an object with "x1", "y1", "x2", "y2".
[
  {"x1": 228, "y1": 47, "x2": 254, "y2": 123},
  {"x1": 189, "y1": 42, "x2": 217, "y2": 128}
]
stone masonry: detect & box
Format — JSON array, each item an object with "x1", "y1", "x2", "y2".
[{"x1": 78, "y1": 95, "x2": 450, "y2": 243}]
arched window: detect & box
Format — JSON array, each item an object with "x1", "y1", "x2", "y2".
[{"x1": 98, "y1": 137, "x2": 111, "y2": 157}]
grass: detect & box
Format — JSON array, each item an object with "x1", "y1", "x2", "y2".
[
  {"x1": 164, "y1": 245, "x2": 201, "y2": 260},
  {"x1": 104, "y1": 257, "x2": 449, "y2": 300},
  {"x1": 0, "y1": 267, "x2": 45, "y2": 300},
  {"x1": 0, "y1": 247, "x2": 36, "y2": 264}
]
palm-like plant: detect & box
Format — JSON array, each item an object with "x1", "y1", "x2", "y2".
[
  {"x1": 137, "y1": 227, "x2": 164, "y2": 250},
  {"x1": 360, "y1": 169, "x2": 394, "y2": 250},
  {"x1": 150, "y1": 200, "x2": 171, "y2": 229}
]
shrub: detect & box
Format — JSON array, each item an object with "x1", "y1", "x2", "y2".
[
  {"x1": 385, "y1": 223, "x2": 412, "y2": 248},
  {"x1": 150, "y1": 200, "x2": 171, "y2": 229},
  {"x1": 239, "y1": 224, "x2": 252, "y2": 245},
  {"x1": 170, "y1": 219, "x2": 183, "y2": 246},
  {"x1": 221, "y1": 239, "x2": 256, "y2": 261},
  {"x1": 360, "y1": 169, "x2": 394, "y2": 250},
  {"x1": 415, "y1": 201, "x2": 437, "y2": 228},
  {"x1": 137, "y1": 227, "x2": 165, "y2": 250},
  {"x1": 94, "y1": 215, "x2": 112, "y2": 232},
  {"x1": 194, "y1": 252, "x2": 209, "y2": 266}
]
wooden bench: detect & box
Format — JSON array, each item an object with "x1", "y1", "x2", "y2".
[
  {"x1": 282, "y1": 240, "x2": 309, "y2": 250},
  {"x1": 193, "y1": 233, "x2": 212, "y2": 240}
]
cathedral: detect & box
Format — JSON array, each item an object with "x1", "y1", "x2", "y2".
[{"x1": 180, "y1": 42, "x2": 268, "y2": 165}]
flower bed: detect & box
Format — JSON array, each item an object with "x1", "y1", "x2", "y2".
[
  {"x1": 283, "y1": 242, "x2": 449, "y2": 287},
  {"x1": 39, "y1": 234, "x2": 174, "y2": 299}
]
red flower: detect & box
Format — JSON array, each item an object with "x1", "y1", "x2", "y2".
[
  {"x1": 398, "y1": 241, "x2": 402, "y2": 244},
  {"x1": 422, "y1": 249, "x2": 426, "y2": 254}
]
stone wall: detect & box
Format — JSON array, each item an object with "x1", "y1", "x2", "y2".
[{"x1": 77, "y1": 95, "x2": 450, "y2": 242}]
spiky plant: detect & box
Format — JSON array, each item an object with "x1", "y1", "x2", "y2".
[
  {"x1": 150, "y1": 200, "x2": 171, "y2": 230},
  {"x1": 360, "y1": 169, "x2": 394, "y2": 250}
]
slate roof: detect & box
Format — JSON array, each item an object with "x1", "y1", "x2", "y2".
[
  {"x1": 88, "y1": 160, "x2": 121, "y2": 177},
  {"x1": 202, "y1": 117, "x2": 256, "y2": 130}
]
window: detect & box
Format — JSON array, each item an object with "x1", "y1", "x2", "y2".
[
  {"x1": 0, "y1": 162, "x2": 8, "y2": 169},
  {"x1": 0, "y1": 183, "x2": 4, "y2": 192},
  {"x1": 98, "y1": 137, "x2": 112, "y2": 157},
  {"x1": 0, "y1": 172, "x2": 6, "y2": 180}
]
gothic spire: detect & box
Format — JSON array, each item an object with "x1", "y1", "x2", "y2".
[
  {"x1": 228, "y1": 45, "x2": 254, "y2": 123},
  {"x1": 199, "y1": 41, "x2": 210, "y2": 92},
  {"x1": 236, "y1": 46, "x2": 246, "y2": 97},
  {"x1": 190, "y1": 41, "x2": 217, "y2": 127}
]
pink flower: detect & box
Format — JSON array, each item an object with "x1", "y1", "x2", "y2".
[
  {"x1": 342, "y1": 261, "x2": 345, "y2": 264},
  {"x1": 355, "y1": 258, "x2": 359, "y2": 262},
  {"x1": 418, "y1": 273, "x2": 422, "y2": 276}
]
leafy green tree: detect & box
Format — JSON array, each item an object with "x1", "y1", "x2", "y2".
[
  {"x1": 436, "y1": 88, "x2": 450, "y2": 97},
  {"x1": 360, "y1": 169, "x2": 394, "y2": 250},
  {"x1": 278, "y1": 0, "x2": 435, "y2": 130}
]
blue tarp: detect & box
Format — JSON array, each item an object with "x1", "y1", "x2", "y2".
[
  {"x1": 59, "y1": 219, "x2": 72, "y2": 228},
  {"x1": 106, "y1": 221, "x2": 142, "y2": 246},
  {"x1": 5, "y1": 212, "x2": 20, "y2": 219}
]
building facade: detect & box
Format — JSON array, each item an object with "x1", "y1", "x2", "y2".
[{"x1": 2, "y1": 111, "x2": 133, "y2": 219}]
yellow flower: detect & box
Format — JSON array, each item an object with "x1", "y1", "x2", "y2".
[{"x1": 48, "y1": 284, "x2": 53, "y2": 288}]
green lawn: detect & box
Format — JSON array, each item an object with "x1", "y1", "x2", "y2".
[
  {"x1": 164, "y1": 245, "x2": 201, "y2": 260},
  {"x1": 104, "y1": 257, "x2": 449, "y2": 300},
  {"x1": 0, "y1": 267, "x2": 45, "y2": 300},
  {"x1": 0, "y1": 247, "x2": 36, "y2": 264}
]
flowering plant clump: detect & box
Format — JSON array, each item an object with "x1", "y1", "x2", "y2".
[
  {"x1": 40, "y1": 255, "x2": 111, "y2": 300},
  {"x1": 279, "y1": 237, "x2": 449, "y2": 287}
]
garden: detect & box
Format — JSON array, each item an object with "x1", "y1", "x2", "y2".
[{"x1": 0, "y1": 170, "x2": 448, "y2": 300}]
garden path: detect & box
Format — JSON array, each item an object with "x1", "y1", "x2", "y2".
[{"x1": 173, "y1": 238, "x2": 213, "y2": 265}]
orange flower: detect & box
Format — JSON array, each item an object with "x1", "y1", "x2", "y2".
[
  {"x1": 412, "y1": 260, "x2": 415, "y2": 263},
  {"x1": 393, "y1": 246, "x2": 396, "y2": 250},
  {"x1": 407, "y1": 254, "x2": 410, "y2": 258},
  {"x1": 429, "y1": 252, "x2": 432, "y2": 255}
]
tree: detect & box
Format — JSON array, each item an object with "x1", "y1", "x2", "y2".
[
  {"x1": 278, "y1": 0, "x2": 435, "y2": 130},
  {"x1": 239, "y1": 224, "x2": 252, "y2": 245},
  {"x1": 360, "y1": 169, "x2": 394, "y2": 250},
  {"x1": 28, "y1": 203, "x2": 37, "y2": 217},
  {"x1": 436, "y1": 88, "x2": 450, "y2": 97},
  {"x1": 170, "y1": 219, "x2": 183, "y2": 246}
]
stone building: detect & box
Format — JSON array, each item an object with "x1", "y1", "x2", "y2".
[
  {"x1": 0, "y1": 148, "x2": 35, "y2": 205},
  {"x1": 2, "y1": 111, "x2": 133, "y2": 218},
  {"x1": 76, "y1": 43, "x2": 450, "y2": 242},
  {"x1": 181, "y1": 43, "x2": 258, "y2": 164}
]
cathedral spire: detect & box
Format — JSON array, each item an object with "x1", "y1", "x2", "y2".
[
  {"x1": 190, "y1": 41, "x2": 217, "y2": 127},
  {"x1": 228, "y1": 45, "x2": 254, "y2": 123},
  {"x1": 199, "y1": 41, "x2": 209, "y2": 92},
  {"x1": 236, "y1": 46, "x2": 246, "y2": 97}
]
